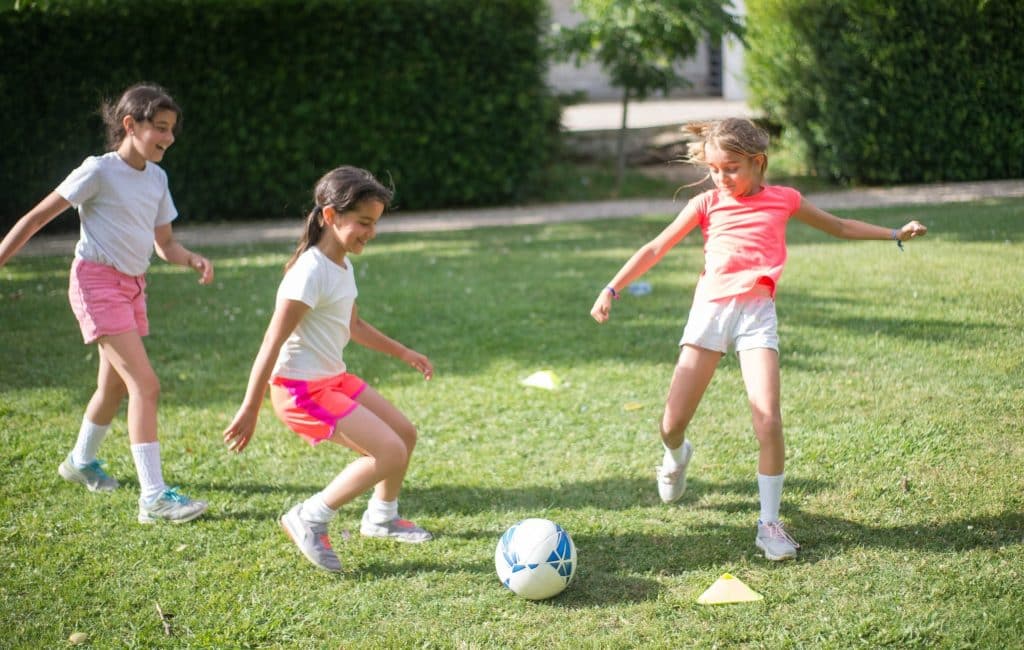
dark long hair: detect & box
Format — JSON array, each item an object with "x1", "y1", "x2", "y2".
[
  {"x1": 285, "y1": 166, "x2": 394, "y2": 271},
  {"x1": 101, "y1": 83, "x2": 182, "y2": 150}
]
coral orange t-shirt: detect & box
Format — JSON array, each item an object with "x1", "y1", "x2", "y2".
[{"x1": 689, "y1": 185, "x2": 803, "y2": 302}]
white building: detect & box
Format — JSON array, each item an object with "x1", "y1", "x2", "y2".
[{"x1": 546, "y1": 0, "x2": 747, "y2": 101}]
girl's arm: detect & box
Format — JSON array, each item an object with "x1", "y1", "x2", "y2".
[
  {"x1": 0, "y1": 192, "x2": 71, "y2": 267},
  {"x1": 591, "y1": 201, "x2": 701, "y2": 323},
  {"x1": 223, "y1": 298, "x2": 310, "y2": 452},
  {"x1": 792, "y1": 199, "x2": 927, "y2": 242},
  {"x1": 154, "y1": 223, "x2": 214, "y2": 285},
  {"x1": 350, "y1": 304, "x2": 433, "y2": 380}
]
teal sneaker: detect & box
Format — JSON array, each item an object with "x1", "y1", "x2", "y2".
[
  {"x1": 138, "y1": 488, "x2": 208, "y2": 524},
  {"x1": 58, "y1": 454, "x2": 119, "y2": 492}
]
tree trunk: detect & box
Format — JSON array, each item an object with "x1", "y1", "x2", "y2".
[{"x1": 614, "y1": 87, "x2": 630, "y2": 196}]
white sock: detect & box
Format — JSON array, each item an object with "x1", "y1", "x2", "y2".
[
  {"x1": 300, "y1": 492, "x2": 337, "y2": 524},
  {"x1": 71, "y1": 417, "x2": 111, "y2": 466},
  {"x1": 365, "y1": 497, "x2": 398, "y2": 524},
  {"x1": 757, "y1": 472, "x2": 785, "y2": 523},
  {"x1": 663, "y1": 440, "x2": 688, "y2": 467},
  {"x1": 131, "y1": 442, "x2": 167, "y2": 503}
]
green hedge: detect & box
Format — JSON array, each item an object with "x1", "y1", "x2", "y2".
[
  {"x1": 0, "y1": 0, "x2": 559, "y2": 230},
  {"x1": 745, "y1": 0, "x2": 1023, "y2": 184}
]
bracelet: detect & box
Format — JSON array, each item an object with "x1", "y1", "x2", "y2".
[
  {"x1": 605, "y1": 286, "x2": 620, "y2": 300},
  {"x1": 891, "y1": 229, "x2": 904, "y2": 251}
]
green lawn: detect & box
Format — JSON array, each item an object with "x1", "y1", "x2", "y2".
[{"x1": 1, "y1": 199, "x2": 1022, "y2": 648}]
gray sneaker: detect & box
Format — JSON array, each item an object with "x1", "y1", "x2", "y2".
[
  {"x1": 360, "y1": 512, "x2": 433, "y2": 543},
  {"x1": 280, "y1": 504, "x2": 342, "y2": 573},
  {"x1": 138, "y1": 488, "x2": 208, "y2": 524},
  {"x1": 755, "y1": 520, "x2": 801, "y2": 561},
  {"x1": 656, "y1": 440, "x2": 693, "y2": 503},
  {"x1": 59, "y1": 454, "x2": 119, "y2": 492}
]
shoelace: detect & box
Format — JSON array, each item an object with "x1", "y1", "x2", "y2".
[
  {"x1": 82, "y1": 459, "x2": 111, "y2": 475},
  {"x1": 657, "y1": 464, "x2": 685, "y2": 482},
  {"x1": 161, "y1": 487, "x2": 190, "y2": 504},
  {"x1": 763, "y1": 522, "x2": 800, "y2": 548}
]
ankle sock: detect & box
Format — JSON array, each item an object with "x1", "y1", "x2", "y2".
[
  {"x1": 663, "y1": 440, "x2": 689, "y2": 467},
  {"x1": 300, "y1": 493, "x2": 337, "y2": 524},
  {"x1": 365, "y1": 497, "x2": 398, "y2": 525}
]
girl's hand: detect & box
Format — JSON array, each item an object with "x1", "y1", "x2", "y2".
[
  {"x1": 402, "y1": 348, "x2": 434, "y2": 380},
  {"x1": 591, "y1": 290, "x2": 613, "y2": 323},
  {"x1": 896, "y1": 220, "x2": 927, "y2": 241},
  {"x1": 189, "y1": 253, "x2": 214, "y2": 285},
  {"x1": 223, "y1": 407, "x2": 259, "y2": 453}
]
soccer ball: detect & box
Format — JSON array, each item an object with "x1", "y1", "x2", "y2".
[{"x1": 495, "y1": 518, "x2": 577, "y2": 600}]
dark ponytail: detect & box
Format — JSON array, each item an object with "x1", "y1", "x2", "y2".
[{"x1": 285, "y1": 205, "x2": 326, "y2": 271}]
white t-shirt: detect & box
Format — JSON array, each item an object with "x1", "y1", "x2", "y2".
[
  {"x1": 272, "y1": 247, "x2": 358, "y2": 380},
  {"x1": 56, "y1": 152, "x2": 177, "y2": 276}
]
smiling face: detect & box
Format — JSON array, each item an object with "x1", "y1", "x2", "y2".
[
  {"x1": 704, "y1": 140, "x2": 765, "y2": 198},
  {"x1": 118, "y1": 109, "x2": 177, "y2": 169},
  {"x1": 321, "y1": 198, "x2": 385, "y2": 260}
]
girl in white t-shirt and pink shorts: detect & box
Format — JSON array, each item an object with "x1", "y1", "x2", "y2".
[
  {"x1": 0, "y1": 83, "x2": 214, "y2": 525},
  {"x1": 224, "y1": 166, "x2": 435, "y2": 573}
]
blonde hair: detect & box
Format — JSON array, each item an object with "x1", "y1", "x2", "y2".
[{"x1": 680, "y1": 118, "x2": 770, "y2": 188}]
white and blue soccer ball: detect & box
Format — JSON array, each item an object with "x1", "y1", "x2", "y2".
[{"x1": 495, "y1": 518, "x2": 577, "y2": 600}]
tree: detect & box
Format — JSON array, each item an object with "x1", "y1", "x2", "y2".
[{"x1": 551, "y1": 0, "x2": 744, "y2": 192}]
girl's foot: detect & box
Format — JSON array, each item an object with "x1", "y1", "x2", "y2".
[
  {"x1": 755, "y1": 520, "x2": 800, "y2": 560},
  {"x1": 360, "y1": 512, "x2": 433, "y2": 543},
  {"x1": 280, "y1": 504, "x2": 342, "y2": 572},
  {"x1": 656, "y1": 440, "x2": 693, "y2": 503},
  {"x1": 138, "y1": 488, "x2": 208, "y2": 524},
  {"x1": 59, "y1": 454, "x2": 119, "y2": 492}
]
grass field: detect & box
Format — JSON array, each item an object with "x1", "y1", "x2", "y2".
[{"x1": 1, "y1": 198, "x2": 1022, "y2": 648}]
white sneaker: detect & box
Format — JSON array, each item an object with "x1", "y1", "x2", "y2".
[
  {"x1": 137, "y1": 488, "x2": 208, "y2": 524},
  {"x1": 755, "y1": 520, "x2": 800, "y2": 561},
  {"x1": 656, "y1": 440, "x2": 694, "y2": 503}
]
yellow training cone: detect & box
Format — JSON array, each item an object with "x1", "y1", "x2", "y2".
[
  {"x1": 520, "y1": 370, "x2": 559, "y2": 390},
  {"x1": 696, "y1": 573, "x2": 764, "y2": 605}
]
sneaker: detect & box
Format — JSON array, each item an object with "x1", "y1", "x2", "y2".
[
  {"x1": 137, "y1": 488, "x2": 208, "y2": 524},
  {"x1": 58, "y1": 454, "x2": 119, "y2": 492},
  {"x1": 280, "y1": 504, "x2": 342, "y2": 573},
  {"x1": 755, "y1": 520, "x2": 801, "y2": 561},
  {"x1": 656, "y1": 440, "x2": 694, "y2": 503},
  {"x1": 360, "y1": 512, "x2": 433, "y2": 543}
]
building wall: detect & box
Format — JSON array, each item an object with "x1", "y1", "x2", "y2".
[{"x1": 546, "y1": 0, "x2": 746, "y2": 101}]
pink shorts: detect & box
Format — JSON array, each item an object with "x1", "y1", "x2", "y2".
[
  {"x1": 68, "y1": 258, "x2": 149, "y2": 344},
  {"x1": 270, "y1": 372, "x2": 367, "y2": 445}
]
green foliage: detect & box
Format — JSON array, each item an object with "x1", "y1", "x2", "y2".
[
  {"x1": 2, "y1": 199, "x2": 1023, "y2": 646},
  {"x1": 745, "y1": 0, "x2": 1024, "y2": 184},
  {"x1": 0, "y1": 0, "x2": 559, "y2": 229},
  {"x1": 551, "y1": 0, "x2": 743, "y2": 100}
]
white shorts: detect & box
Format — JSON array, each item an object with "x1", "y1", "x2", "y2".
[{"x1": 679, "y1": 293, "x2": 779, "y2": 354}]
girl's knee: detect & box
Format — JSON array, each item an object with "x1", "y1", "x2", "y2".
[
  {"x1": 372, "y1": 436, "x2": 409, "y2": 474},
  {"x1": 752, "y1": 412, "x2": 783, "y2": 441},
  {"x1": 131, "y1": 375, "x2": 161, "y2": 405},
  {"x1": 398, "y1": 422, "x2": 418, "y2": 451}
]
